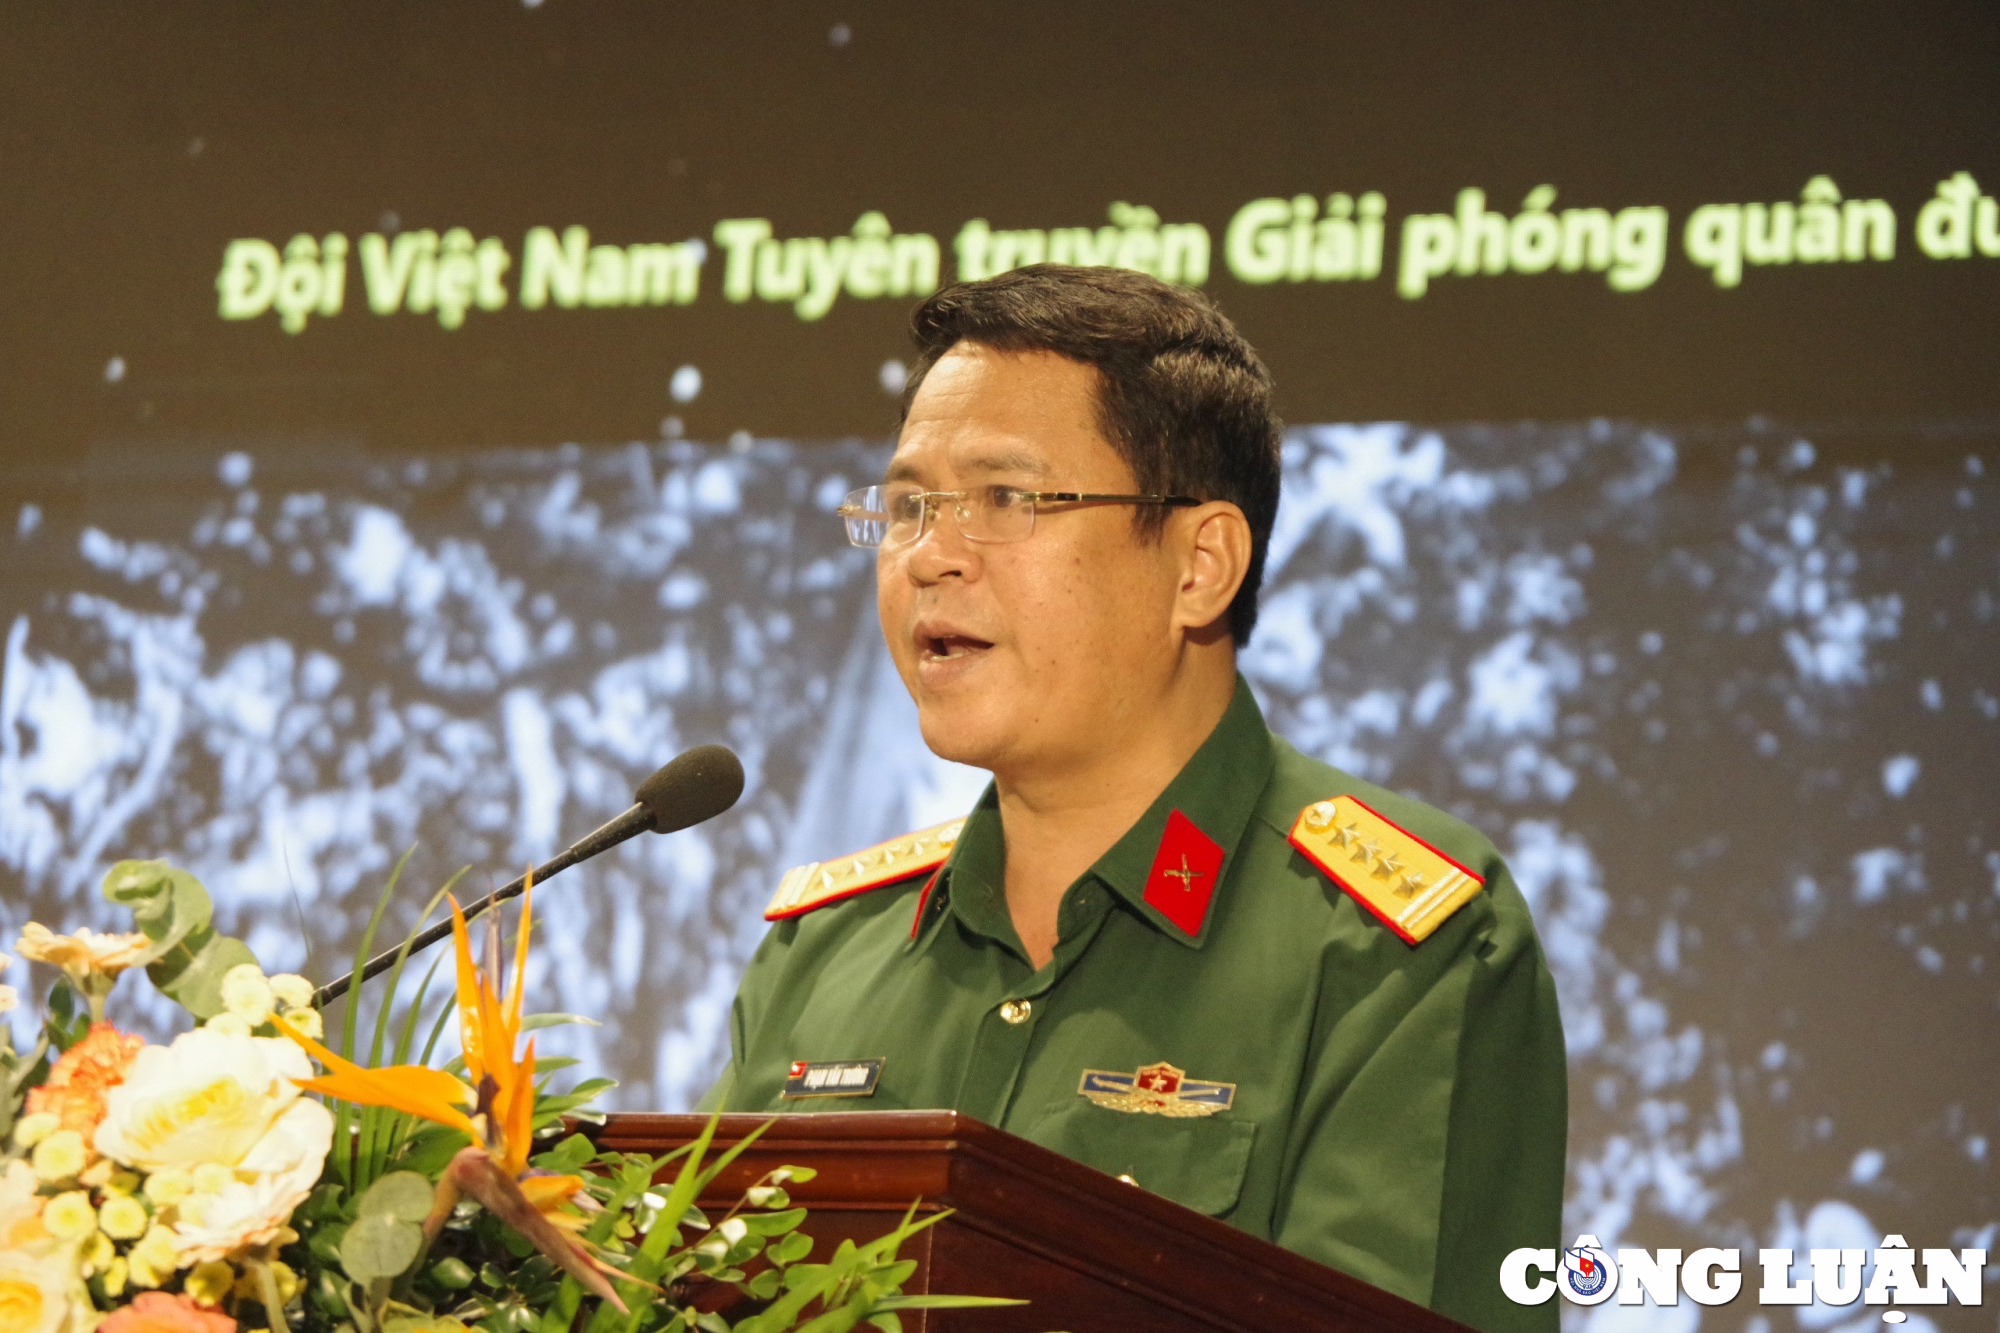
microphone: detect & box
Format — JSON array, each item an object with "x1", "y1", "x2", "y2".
[{"x1": 312, "y1": 744, "x2": 745, "y2": 1009}]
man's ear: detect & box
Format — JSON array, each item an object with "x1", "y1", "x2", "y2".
[{"x1": 1173, "y1": 502, "x2": 1252, "y2": 636}]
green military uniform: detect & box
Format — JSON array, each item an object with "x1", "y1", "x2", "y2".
[{"x1": 703, "y1": 678, "x2": 1566, "y2": 1333}]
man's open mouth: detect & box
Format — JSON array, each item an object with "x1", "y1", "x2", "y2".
[{"x1": 921, "y1": 633, "x2": 992, "y2": 661}]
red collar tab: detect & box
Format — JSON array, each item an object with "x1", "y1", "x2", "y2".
[
  {"x1": 908, "y1": 868, "x2": 943, "y2": 939},
  {"x1": 1141, "y1": 808, "x2": 1225, "y2": 937}
]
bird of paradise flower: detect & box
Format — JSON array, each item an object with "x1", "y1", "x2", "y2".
[{"x1": 276, "y1": 885, "x2": 637, "y2": 1312}]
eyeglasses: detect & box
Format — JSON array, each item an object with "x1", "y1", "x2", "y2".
[{"x1": 838, "y1": 484, "x2": 1201, "y2": 547}]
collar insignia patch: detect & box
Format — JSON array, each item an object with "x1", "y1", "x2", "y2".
[
  {"x1": 1289, "y1": 795, "x2": 1485, "y2": 944},
  {"x1": 1141, "y1": 808, "x2": 1225, "y2": 936},
  {"x1": 764, "y1": 819, "x2": 964, "y2": 921},
  {"x1": 781, "y1": 1057, "x2": 884, "y2": 1099},
  {"x1": 1079, "y1": 1061, "x2": 1235, "y2": 1117}
]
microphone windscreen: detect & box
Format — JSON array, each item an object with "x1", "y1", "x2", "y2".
[{"x1": 635, "y1": 744, "x2": 745, "y2": 835}]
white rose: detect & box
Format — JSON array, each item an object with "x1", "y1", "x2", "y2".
[
  {"x1": 92, "y1": 1030, "x2": 334, "y2": 1263},
  {"x1": 0, "y1": 1246, "x2": 73, "y2": 1333},
  {"x1": 0, "y1": 1159, "x2": 52, "y2": 1254},
  {"x1": 171, "y1": 1098, "x2": 332, "y2": 1263},
  {"x1": 93, "y1": 1029, "x2": 318, "y2": 1172}
]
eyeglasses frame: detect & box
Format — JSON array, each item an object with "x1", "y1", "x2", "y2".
[{"x1": 837, "y1": 485, "x2": 1203, "y2": 547}]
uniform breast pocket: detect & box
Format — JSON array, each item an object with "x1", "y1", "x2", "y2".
[{"x1": 1031, "y1": 1099, "x2": 1257, "y2": 1217}]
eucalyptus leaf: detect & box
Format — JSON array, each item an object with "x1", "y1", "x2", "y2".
[
  {"x1": 101, "y1": 860, "x2": 210, "y2": 964},
  {"x1": 147, "y1": 928, "x2": 259, "y2": 1020},
  {"x1": 341, "y1": 1212, "x2": 423, "y2": 1283},
  {"x1": 357, "y1": 1170, "x2": 437, "y2": 1226}
]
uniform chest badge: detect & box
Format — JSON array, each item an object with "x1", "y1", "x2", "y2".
[
  {"x1": 1289, "y1": 795, "x2": 1485, "y2": 944},
  {"x1": 1078, "y1": 1061, "x2": 1235, "y2": 1117}
]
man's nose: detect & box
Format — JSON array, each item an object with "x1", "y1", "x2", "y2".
[{"x1": 900, "y1": 500, "x2": 980, "y2": 581}]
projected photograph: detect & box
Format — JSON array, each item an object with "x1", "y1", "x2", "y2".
[{"x1": 3, "y1": 419, "x2": 1992, "y2": 1332}]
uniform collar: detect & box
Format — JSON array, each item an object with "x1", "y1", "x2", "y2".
[{"x1": 910, "y1": 675, "x2": 1276, "y2": 953}]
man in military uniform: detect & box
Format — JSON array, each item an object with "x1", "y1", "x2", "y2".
[{"x1": 702, "y1": 265, "x2": 1565, "y2": 1332}]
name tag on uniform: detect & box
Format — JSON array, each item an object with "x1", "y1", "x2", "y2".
[{"x1": 781, "y1": 1058, "x2": 884, "y2": 1099}]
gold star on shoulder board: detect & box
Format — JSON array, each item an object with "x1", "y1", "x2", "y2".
[
  {"x1": 1288, "y1": 796, "x2": 1486, "y2": 945},
  {"x1": 764, "y1": 819, "x2": 964, "y2": 921}
]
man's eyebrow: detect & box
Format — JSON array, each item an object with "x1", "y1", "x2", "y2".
[
  {"x1": 882, "y1": 447, "x2": 1051, "y2": 485},
  {"x1": 958, "y1": 449, "x2": 1051, "y2": 477}
]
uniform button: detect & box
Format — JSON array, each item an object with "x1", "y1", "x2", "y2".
[
  {"x1": 998, "y1": 998, "x2": 1033, "y2": 1025},
  {"x1": 1116, "y1": 1173, "x2": 1138, "y2": 1186}
]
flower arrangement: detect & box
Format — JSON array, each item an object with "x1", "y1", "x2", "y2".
[{"x1": 1, "y1": 859, "x2": 1016, "y2": 1333}]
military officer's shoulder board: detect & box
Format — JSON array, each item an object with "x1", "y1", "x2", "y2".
[
  {"x1": 763, "y1": 819, "x2": 965, "y2": 921},
  {"x1": 1288, "y1": 795, "x2": 1485, "y2": 944}
]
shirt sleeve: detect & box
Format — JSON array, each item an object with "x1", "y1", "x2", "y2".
[{"x1": 1273, "y1": 855, "x2": 1567, "y2": 1333}]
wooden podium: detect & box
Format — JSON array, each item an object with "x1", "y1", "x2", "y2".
[{"x1": 594, "y1": 1111, "x2": 1471, "y2": 1333}]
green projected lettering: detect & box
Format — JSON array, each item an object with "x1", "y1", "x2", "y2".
[
  {"x1": 208, "y1": 172, "x2": 2000, "y2": 334},
  {"x1": 955, "y1": 204, "x2": 1210, "y2": 285},
  {"x1": 217, "y1": 233, "x2": 349, "y2": 332},
  {"x1": 1916, "y1": 172, "x2": 2000, "y2": 259},
  {"x1": 713, "y1": 212, "x2": 937, "y2": 320},
  {"x1": 1225, "y1": 193, "x2": 1386, "y2": 285},
  {"x1": 1684, "y1": 176, "x2": 1895, "y2": 288},
  {"x1": 521, "y1": 226, "x2": 702, "y2": 310},
  {"x1": 1398, "y1": 187, "x2": 1668, "y2": 298},
  {"x1": 359, "y1": 228, "x2": 512, "y2": 325}
]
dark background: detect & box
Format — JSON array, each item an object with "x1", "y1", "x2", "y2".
[{"x1": 5, "y1": 1, "x2": 2000, "y2": 458}]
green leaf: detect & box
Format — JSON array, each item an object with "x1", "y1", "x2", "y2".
[
  {"x1": 101, "y1": 861, "x2": 259, "y2": 1020},
  {"x1": 341, "y1": 1213, "x2": 423, "y2": 1284},
  {"x1": 393, "y1": 1123, "x2": 471, "y2": 1178},
  {"x1": 519, "y1": 1013, "x2": 601, "y2": 1032},
  {"x1": 332, "y1": 853, "x2": 410, "y2": 1188},
  {"x1": 428, "y1": 1258, "x2": 475, "y2": 1291},
  {"x1": 356, "y1": 1171, "x2": 436, "y2": 1226},
  {"x1": 101, "y1": 860, "x2": 207, "y2": 964},
  {"x1": 363, "y1": 878, "x2": 459, "y2": 1184},
  {"x1": 311, "y1": 1269, "x2": 351, "y2": 1318},
  {"x1": 43, "y1": 985, "x2": 86, "y2": 1053},
  {"x1": 384, "y1": 957, "x2": 446, "y2": 1165},
  {"x1": 308, "y1": 1224, "x2": 349, "y2": 1265},
  {"x1": 791, "y1": 1303, "x2": 867, "y2": 1333},
  {"x1": 773, "y1": 1231, "x2": 813, "y2": 1266},
  {"x1": 149, "y1": 930, "x2": 258, "y2": 1020},
  {"x1": 866, "y1": 1297, "x2": 1028, "y2": 1311},
  {"x1": 531, "y1": 1133, "x2": 596, "y2": 1174},
  {"x1": 738, "y1": 1207, "x2": 808, "y2": 1236}
]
